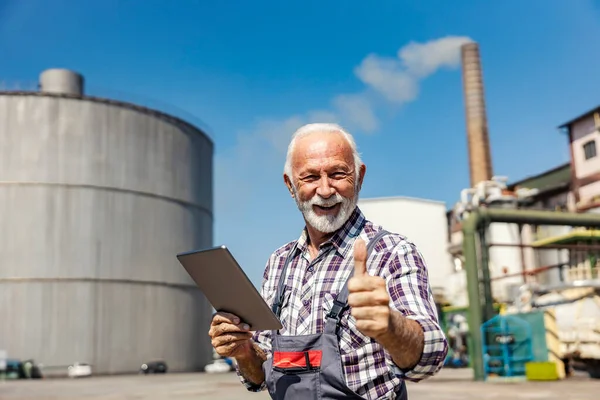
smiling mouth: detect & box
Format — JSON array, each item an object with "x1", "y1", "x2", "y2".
[{"x1": 314, "y1": 204, "x2": 340, "y2": 212}]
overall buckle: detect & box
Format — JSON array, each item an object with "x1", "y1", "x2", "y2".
[
  {"x1": 326, "y1": 300, "x2": 346, "y2": 321},
  {"x1": 272, "y1": 301, "x2": 282, "y2": 316}
]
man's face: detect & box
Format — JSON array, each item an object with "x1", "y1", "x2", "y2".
[{"x1": 286, "y1": 132, "x2": 365, "y2": 234}]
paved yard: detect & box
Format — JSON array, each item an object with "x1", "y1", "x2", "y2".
[{"x1": 0, "y1": 368, "x2": 596, "y2": 399}]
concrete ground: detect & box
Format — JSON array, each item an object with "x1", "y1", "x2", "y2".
[{"x1": 0, "y1": 368, "x2": 596, "y2": 399}]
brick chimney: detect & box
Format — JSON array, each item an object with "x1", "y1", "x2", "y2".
[{"x1": 461, "y1": 42, "x2": 493, "y2": 187}]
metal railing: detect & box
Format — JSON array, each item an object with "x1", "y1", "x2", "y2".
[{"x1": 461, "y1": 208, "x2": 600, "y2": 381}]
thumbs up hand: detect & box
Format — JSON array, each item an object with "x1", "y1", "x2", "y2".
[{"x1": 347, "y1": 238, "x2": 391, "y2": 342}]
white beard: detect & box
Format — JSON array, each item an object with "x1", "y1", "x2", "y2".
[{"x1": 293, "y1": 187, "x2": 359, "y2": 234}]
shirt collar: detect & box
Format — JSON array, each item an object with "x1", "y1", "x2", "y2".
[{"x1": 295, "y1": 206, "x2": 366, "y2": 258}]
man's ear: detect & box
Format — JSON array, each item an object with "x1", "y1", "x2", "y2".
[
  {"x1": 357, "y1": 163, "x2": 366, "y2": 191},
  {"x1": 283, "y1": 174, "x2": 295, "y2": 198}
]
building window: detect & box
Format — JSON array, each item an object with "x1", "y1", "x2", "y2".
[{"x1": 583, "y1": 140, "x2": 597, "y2": 160}]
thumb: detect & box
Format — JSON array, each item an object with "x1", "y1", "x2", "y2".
[{"x1": 353, "y1": 238, "x2": 368, "y2": 277}]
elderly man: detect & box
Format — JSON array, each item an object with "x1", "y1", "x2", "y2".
[{"x1": 208, "y1": 123, "x2": 448, "y2": 399}]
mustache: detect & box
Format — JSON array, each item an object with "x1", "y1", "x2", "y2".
[{"x1": 307, "y1": 193, "x2": 344, "y2": 207}]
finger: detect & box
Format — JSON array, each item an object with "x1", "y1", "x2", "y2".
[
  {"x1": 348, "y1": 291, "x2": 389, "y2": 308},
  {"x1": 347, "y1": 276, "x2": 386, "y2": 294},
  {"x1": 212, "y1": 333, "x2": 252, "y2": 347},
  {"x1": 211, "y1": 332, "x2": 252, "y2": 348},
  {"x1": 216, "y1": 323, "x2": 251, "y2": 336},
  {"x1": 211, "y1": 311, "x2": 241, "y2": 326},
  {"x1": 353, "y1": 238, "x2": 368, "y2": 277},
  {"x1": 355, "y1": 319, "x2": 388, "y2": 335},
  {"x1": 215, "y1": 339, "x2": 248, "y2": 357},
  {"x1": 350, "y1": 306, "x2": 390, "y2": 321},
  {"x1": 208, "y1": 322, "x2": 251, "y2": 338}
]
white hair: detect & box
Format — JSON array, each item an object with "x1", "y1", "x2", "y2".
[{"x1": 283, "y1": 123, "x2": 363, "y2": 180}]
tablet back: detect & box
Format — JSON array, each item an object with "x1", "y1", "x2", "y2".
[{"x1": 177, "y1": 246, "x2": 283, "y2": 331}]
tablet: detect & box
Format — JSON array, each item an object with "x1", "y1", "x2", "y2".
[{"x1": 176, "y1": 245, "x2": 283, "y2": 331}]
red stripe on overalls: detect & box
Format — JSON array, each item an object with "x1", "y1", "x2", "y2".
[{"x1": 273, "y1": 350, "x2": 323, "y2": 368}]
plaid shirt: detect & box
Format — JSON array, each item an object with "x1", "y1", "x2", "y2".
[{"x1": 238, "y1": 207, "x2": 448, "y2": 399}]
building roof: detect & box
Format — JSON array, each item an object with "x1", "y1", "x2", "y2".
[
  {"x1": 558, "y1": 105, "x2": 600, "y2": 129},
  {"x1": 507, "y1": 162, "x2": 571, "y2": 192}
]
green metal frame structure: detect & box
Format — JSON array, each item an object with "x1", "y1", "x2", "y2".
[{"x1": 462, "y1": 208, "x2": 600, "y2": 381}]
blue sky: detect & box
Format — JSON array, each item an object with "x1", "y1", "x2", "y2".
[{"x1": 2, "y1": 0, "x2": 600, "y2": 287}]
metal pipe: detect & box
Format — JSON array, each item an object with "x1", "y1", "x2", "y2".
[
  {"x1": 490, "y1": 263, "x2": 564, "y2": 281},
  {"x1": 461, "y1": 211, "x2": 485, "y2": 381},
  {"x1": 478, "y1": 226, "x2": 495, "y2": 322},
  {"x1": 488, "y1": 242, "x2": 600, "y2": 250},
  {"x1": 477, "y1": 208, "x2": 600, "y2": 227},
  {"x1": 462, "y1": 208, "x2": 600, "y2": 381},
  {"x1": 533, "y1": 279, "x2": 600, "y2": 293},
  {"x1": 518, "y1": 224, "x2": 527, "y2": 284}
]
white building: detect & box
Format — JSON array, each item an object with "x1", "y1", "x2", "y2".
[{"x1": 358, "y1": 196, "x2": 454, "y2": 303}]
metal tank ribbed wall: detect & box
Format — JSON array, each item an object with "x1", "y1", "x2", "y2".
[{"x1": 0, "y1": 79, "x2": 214, "y2": 374}]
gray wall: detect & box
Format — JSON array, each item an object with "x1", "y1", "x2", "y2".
[{"x1": 0, "y1": 94, "x2": 214, "y2": 374}]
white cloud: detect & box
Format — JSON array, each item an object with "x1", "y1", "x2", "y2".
[
  {"x1": 399, "y1": 36, "x2": 473, "y2": 77},
  {"x1": 355, "y1": 36, "x2": 473, "y2": 104},
  {"x1": 354, "y1": 55, "x2": 420, "y2": 104},
  {"x1": 333, "y1": 93, "x2": 379, "y2": 132},
  {"x1": 257, "y1": 115, "x2": 306, "y2": 154}
]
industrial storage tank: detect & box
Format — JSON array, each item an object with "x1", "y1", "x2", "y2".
[{"x1": 0, "y1": 69, "x2": 214, "y2": 375}]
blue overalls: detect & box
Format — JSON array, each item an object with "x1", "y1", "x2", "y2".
[{"x1": 263, "y1": 230, "x2": 408, "y2": 399}]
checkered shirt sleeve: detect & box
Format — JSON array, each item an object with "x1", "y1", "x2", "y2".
[{"x1": 382, "y1": 238, "x2": 448, "y2": 382}]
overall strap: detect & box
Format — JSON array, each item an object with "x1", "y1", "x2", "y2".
[
  {"x1": 271, "y1": 241, "x2": 299, "y2": 318},
  {"x1": 325, "y1": 229, "x2": 390, "y2": 325}
]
